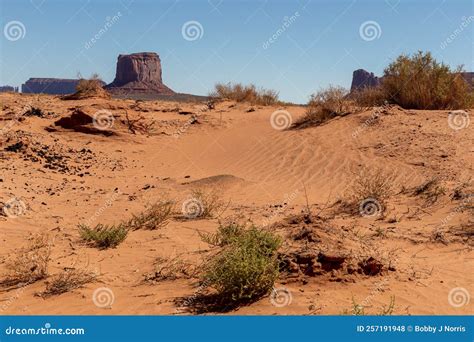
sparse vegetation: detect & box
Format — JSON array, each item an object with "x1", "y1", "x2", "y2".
[
  {"x1": 144, "y1": 256, "x2": 194, "y2": 282},
  {"x1": 187, "y1": 189, "x2": 227, "y2": 219},
  {"x1": 78, "y1": 223, "x2": 128, "y2": 249},
  {"x1": 201, "y1": 224, "x2": 282, "y2": 305},
  {"x1": 1, "y1": 233, "x2": 51, "y2": 287},
  {"x1": 40, "y1": 268, "x2": 96, "y2": 297},
  {"x1": 124, "y1": 111, "x2": 156, "y2": 135},
  {"x1": 382, "y1": 51, "x2": 473, "y2": 109},
  {"x1": 293, "y1": 86, "x2": 350, "y2": 129},
  {"x1": 210, "y1": 83, "x2": 279, "y2": 106},
  {"x1": 63, "y1": 73, "x2": 110, "y2": 100},
  {"x1": 127, "y1": 200, "x2": 175, "y2": 230},
  {"x1": 352, "y1": 86, "x2": 387, "y2": 108},
  {"x1": 412, "y1": 178, "x2": 446, "y2": 205},
  {"x1": 200, "y1": 222, "x2": 246, "y2": 247}
]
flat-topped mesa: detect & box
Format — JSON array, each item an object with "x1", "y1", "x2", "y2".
[
  {"x1": 22, "y1": 78, "x2": 81, "y2": 95},
  {"x1": 105, "y1": 52, "x2": 175, "y2": 95}
]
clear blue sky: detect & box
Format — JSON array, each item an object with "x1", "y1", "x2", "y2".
[{"x1": 1, "y1": 0, "x2": 473, "y2": 103}]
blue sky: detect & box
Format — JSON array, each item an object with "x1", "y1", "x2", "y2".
[{"x1": 1, "y1": 0, "x2": 473, "y2": 103}]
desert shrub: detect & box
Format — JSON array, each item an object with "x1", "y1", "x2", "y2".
[
  {"x1": 41, "y1": 268, "x2": 96, "y2": 297},
  {"x1": 352, "y1": 86, "x2": 388, "y2": 108},
  {"x1": 293, "y1": 85, "x2": 350, "y2": 128},
  {"x1": 210, "y1": 83, "x2": 279, "y2": 105},
  {"x1": 63, "y1": 73, "x2": 110, "y2": 100},
  {"x1": 200, "y1": 223, "x2": 246, "y2": 247},
  {"x1": 201, "y1": 225, "x2": 282, "y2": 304},
  {"x1": 78, "y1": 223, "x2": 128, "y2": 249},
  {"x1": 127, "y1": 200, "x2": 175, "y2": 230},
  {"x1": 412, "y1": 178, "x2": 446, "y2": 205},
  {"x1": 382, "y1": 51, "x2": 473, "y2": 109},
  {"x1": 1, "y1": 233, "x2": 51, "y2": 287}
]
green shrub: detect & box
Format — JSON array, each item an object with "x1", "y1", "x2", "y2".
[
  {"x1": 202, "y1": 225, "x2": 282, "y2": 304},
  {"x1": 210, "y1": 83, "x2": 279, "y2": 105},
  {"x1": 78, "y1": 223, "x2": 128, "y2": 249},
  {"x1": 382, "y1": 51, "x2": 473, "y2": 109},
  {"x1": 293, "y1": 85, "x2": 350, "y2": 128},
  {"x1": 200, "y1": 222, "x2": 246, "y2": 247}
]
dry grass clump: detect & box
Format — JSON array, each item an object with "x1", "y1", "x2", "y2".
[
  {"x1": 78, "y1": 223, "x2": 128, "y2": 249},
  {"x1": 382, "y1": 51, "x2": 473, "y2": 109},
  {"x1": 293, "y1": 85, "x2": 351, "y2": 129},
  {"x1": 412, "y1": 178, "x2": 446, "y2": 205},
  {"x1": 352, "y1": 86, "x2": 388, "y2": 108},
  {"x1": 337, "y1": 167, "x2": 395, "y2": 217},
  {"x1": 63, "y1": 73, "x2": 110, "y2": 100},
  {"x1": 1, "y1": 233, "x2": 51, "y2": 287},
  {"x1": 144, "y1": 256, "x2": 194, "y2": 283},
  {"x1": 210, "y1": 83, "x2": 279, "y2": 106},
  {"x1": 200, "y1": 224, "x2": 281, "y2": 305},
  {"x1": 40, "y1": 268, "x2": 96, "y2": 297},
  {"x1": 128, "y1": 200, "x2": 175, "y2": 230},
  {"x1": 124, "y1": 111, "x2": 156, "y2": 135}
]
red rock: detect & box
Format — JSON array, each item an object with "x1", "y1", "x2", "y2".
[{"x1": 105, "y1": 52, "x2": 174, "y2": 95}]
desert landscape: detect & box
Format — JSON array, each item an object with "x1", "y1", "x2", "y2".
[{"x1": 0, "y1": 48, "x2": 472, "y2": 316}]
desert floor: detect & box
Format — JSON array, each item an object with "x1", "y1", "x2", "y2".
[{"x1": 0, "y1": 92, "x2": 472, "y2": 315}]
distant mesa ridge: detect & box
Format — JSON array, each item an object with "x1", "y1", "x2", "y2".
[
  {"x1": 350, "y1": 68, "x2": 474, "y2": 92},
  {"x1": 0, "y1": 85, "x2": 19, "y2": 93},
  {"x1": 105, "y1": 52, "x2": 175, "y2": 95},
  {"x1": 21, "y1": 78, "x2": 105, "y2": 95}
]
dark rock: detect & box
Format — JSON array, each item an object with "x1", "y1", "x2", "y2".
[
  {"x1": 105, "y1": 52, "x2": 175, "y2": 96},
  {"x1": 358, "y1": 257, "x2": 384, "y2": 275},
  {"x1": 22, "y1": 78, "x2": 104, "y2": 95},
  {"x1": 350, "y1": 69, "x2": 381, "y2": 92}
]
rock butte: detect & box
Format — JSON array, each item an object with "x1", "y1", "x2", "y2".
[{"x1": 105, "y1": 52, "x2": 175, "y2": 96}]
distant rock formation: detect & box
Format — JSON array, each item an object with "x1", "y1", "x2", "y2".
[
  {"x1": 350, "y1": 69, "x2": 382, "y2": 92},
  {"x1": 105, "y1": 52, "x2": 174, "y2": 95},
  {"x1": 22, "y1": 78, "x2": 80, "y2": 95},
  {"x1": 0, "y1": 85, "x2": 19, "y2": 93}
]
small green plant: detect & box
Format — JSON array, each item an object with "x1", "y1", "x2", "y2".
[
  {"x1": 343, "y1": 297, "x2": 365, "y2": 315},
  {"x1": 78, "y1": 223, "x2": 128, "y2": 249},
  {"x1": 201, "y1": 225, "x2": 282, "y2": 305},
  {"x1": 210, "y1": 83, "x2": 279, "y2": 106},
  {"x1": 41, "y1": 268, "x2": 96, "y2": 297},
  {"x1": 293, "y1": 86, "x2": 350, "y2": 129},
  {"x1": 185, "y1": 189, "x2": 227, "y2": 219},
  {"x1": 199, "y1": 222, "x2": 246, "y2": 247}
]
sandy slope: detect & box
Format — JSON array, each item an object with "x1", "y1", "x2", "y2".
[{"x1": 0, "y1": 93, "x2": 472, "y2": 315}]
